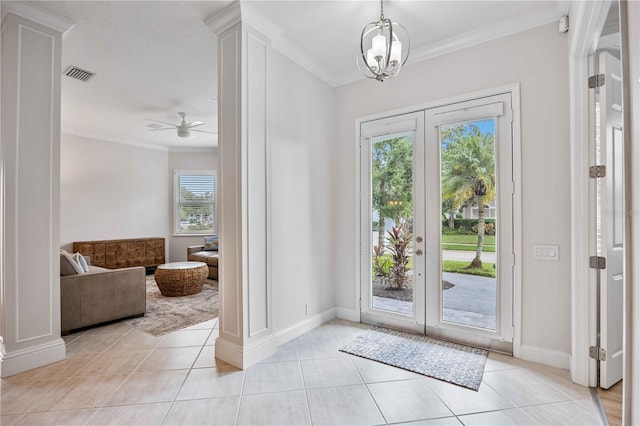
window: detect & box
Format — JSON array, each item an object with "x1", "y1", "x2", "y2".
[{"x1": 174, "y1": 170, "x2": 216, "y2": 235}]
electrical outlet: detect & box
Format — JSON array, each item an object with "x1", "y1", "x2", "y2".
[
  {"x1": 534, "y1": 244, "x2": 559, "y2": 261},
  {"x1": 305, "y1": 303, "x2": 311, "y2": 316}
]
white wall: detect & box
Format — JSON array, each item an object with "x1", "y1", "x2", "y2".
[
  {"x1": 333, "y1": 23, "x2": 572, "y2": 359},
  {"x1": 60, "y1": 134, "x2": 169, "y2": 255},
  {"x1": 167, "y1": 149, "x2": 218, "y2": 262},
  {"x1": 270, "y1": 50, "x2": 336, "y2": 332}
]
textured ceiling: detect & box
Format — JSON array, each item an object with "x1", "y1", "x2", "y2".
[
  {"x1": 15, "y1": 0, "x2": 565, "y2": 150},
  {"x1": 244, "y1": 1, "x2": 566, "y2": 85},
  {"x1": 30, "y1": 0, "x2": 229, "y2": 150}
]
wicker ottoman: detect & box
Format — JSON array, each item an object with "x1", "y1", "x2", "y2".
[{"x1": 154, "y1": 261, "x2": 208, "y2": 297}]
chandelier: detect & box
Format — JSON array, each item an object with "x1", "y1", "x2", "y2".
[{"x1": 357, "y1": 0, "x2": 410, "y2": 82}]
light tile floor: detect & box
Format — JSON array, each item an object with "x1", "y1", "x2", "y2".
[{"x1": 1, "y1": 319, "x2": 603, "y2": 425}]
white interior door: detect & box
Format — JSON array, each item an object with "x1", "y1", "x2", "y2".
[{"x1": 598, "y1": 50, "x2": 624, "y2": 389}]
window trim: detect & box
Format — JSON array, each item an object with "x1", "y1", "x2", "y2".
[{"x1": 173, "y1": 169, "x2": 217, "y2": 237}]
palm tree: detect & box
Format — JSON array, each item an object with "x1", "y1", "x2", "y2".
[{"x1": 441, "y1": 124, "x2": 495, "y2": 268}]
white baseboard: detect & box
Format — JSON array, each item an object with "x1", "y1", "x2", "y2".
[
  {"x1": 336, "y1": 307, "x2": 360, "y2": 322},
  {"x1": 518, "y1": 344, "x2": 571, "y2": 370},
  {"x1": 214, "y1": 308, "x2": 338, "y2": 368},
  {"x1": 215, "y1": 334, "x2": 278, "y2": 369},
  {"x1": 0, "y1": 338, "x2": 66, "y2": 378},
  {"x1": 275, "y1": 308, "x2": 336, "y2": 345}
]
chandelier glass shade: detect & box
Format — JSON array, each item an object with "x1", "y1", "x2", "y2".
[{"x1": 357, "y1": 0, "x2": 410, "y2": 82}]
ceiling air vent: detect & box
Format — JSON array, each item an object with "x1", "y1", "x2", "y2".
[{"x1": 64, "y1": 66, "x2": 96, "y2": 82}]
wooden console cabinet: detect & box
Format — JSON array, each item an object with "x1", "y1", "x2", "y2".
[{"x1": 73, "y1": 237, "x2": 165, "y2": 269}]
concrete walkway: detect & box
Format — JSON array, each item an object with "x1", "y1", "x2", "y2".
[
  {"x1": 442, "y1": 272, "x2": 496, "y2": 329},
  {"x1": 372, "y1": 250, "x2": 497, "y2": 330},
  {"x1": 442, "y1": 249, "x2": 496, "y2": 263}
]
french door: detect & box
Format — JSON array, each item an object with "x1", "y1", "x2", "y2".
[{"x1": 360, "y1": 93, "x2": 515, "y2": 348}]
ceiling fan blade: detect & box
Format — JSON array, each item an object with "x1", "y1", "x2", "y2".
[
  {"x1": 146, "y1": 118, "x2": 178, "y2": 127},
  {"x1": 148, "y1": 127, "x2": 175, "y2": 131},
  {"x1": 192, "y1": 128, "x2": 217, "y2": 134},
  {"x1": 189, "y1": 121, "x2": 205, "y2": 128}
]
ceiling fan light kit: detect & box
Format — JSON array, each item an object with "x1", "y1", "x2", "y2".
[
  {"x1": 146, "y1": 112, "x2": 217, "y2": 138},
  {"x1": 357, "y1": 0, "x2": 410, "y2": 82}
]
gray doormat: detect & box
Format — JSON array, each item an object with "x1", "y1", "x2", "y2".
[
  {"x1": 125, "y1": 276, "x2": 219, "y2": 336},
  {"x1": 340, "y1": 327, "x2": 488, "y2": 391}
]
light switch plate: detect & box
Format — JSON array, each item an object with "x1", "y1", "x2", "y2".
[{"x1": 534, "y1": 244, "x2": 559, "y2": 261}]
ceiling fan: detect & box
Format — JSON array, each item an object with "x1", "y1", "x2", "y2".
[{"x1": 146, "y1": 112, "x2": 216, "y2": 138}]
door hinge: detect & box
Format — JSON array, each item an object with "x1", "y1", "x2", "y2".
[
  {"x1": 590, "y1": 256, "x2": 606, "y2": 269},
  {"x1": 588, "y1": 74, "x2": 605, "y2": 89},
  {"x1": 589, "y1": 165, "x2": 606, "y2": 178},
  {"x1": 590, "y1": 346, "x2": 607, "y2": 361}
]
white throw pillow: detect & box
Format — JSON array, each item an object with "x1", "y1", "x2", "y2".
[
  {"x1": 63, "y1": 253, "x2": 84, "y2": 274},
  {"x1": 74, "y1": 253, "x2": 89, "y2": 273}
]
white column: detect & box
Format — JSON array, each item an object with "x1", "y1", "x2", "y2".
[
  {"x1": 0, "y1": 4, "x2": 73, "y2": 377},
  {"x1": 207, "y1": 2, "x2": 274, "y2": 368}
]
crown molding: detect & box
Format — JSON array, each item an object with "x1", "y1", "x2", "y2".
[
  {"x1": 334, "y1": 4, "x2": 565, "y2": 87},
  {"x1": 206, "y1": 1, "x2": 565, "y2": 89},
  {"x1": 206, "y1": 1, "x2": 335, "y2": 87},
  {"x1": 1, "y1": 1, "x2": 74, "y2": 35},
  {"x1": 269, "y1": 33, "x2": 337, "y2": 87},
  {"x1": 62, "y1": 129, "x2": 170, "y2": 152},
  {"x1": 169, "y1": 146, "x2": 218, "y2": 153},
  {"x1": 409, "y1": 4, "x2": 563, "y2": 64},
  {"x1": 240, "y1": 4, "x2": 336, "y2": 85},
  {"x1": 205, "y1": 0, "x2": 241, "y2": 35}
]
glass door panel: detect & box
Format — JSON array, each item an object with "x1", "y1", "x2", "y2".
[
  {"x1": 360, "y1": 112, "x2": 425, "y2": 333},
  {"x1": 425, "y1": 93, "x2": 513, "y2": 347},
  {"x1": 370, "y1": 132, "x2": 415, "y2": 315},
  {"x1": 439, "y1": 119, "x2": 497, "y2": 331}
]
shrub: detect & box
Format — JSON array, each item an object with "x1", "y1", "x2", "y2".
[
  {"x1": 471, "y1": 222, "x2": 496, "y2": 235},
  {"x1": 442, "y1": 218, "x2": 496, "y2": 234},
  {"x1": 442, "y1": 260, "x2": 496, "y2": 278},
  {"x1": 372, "y1": 245, "x2": 391, "y2": 278},
  {"x1": 386, "y1": 226, "x2": 411, "y2": 290}
]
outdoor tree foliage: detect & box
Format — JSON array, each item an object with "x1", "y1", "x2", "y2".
[
  {"x1": 179, "y1": 185, "x2": 213, "y2": 232},
  {"x1": 180, "y1": 186, "x2": 213, "y2": 219},
  {"x1": 371, "y1": 136, "x2": 413, "y2": 248},
  {"x1": 441, "y1": 124, "x2": 495, "y2": 268}
]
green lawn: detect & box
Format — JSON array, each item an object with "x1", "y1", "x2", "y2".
[
  {"x1": 442, "y1": 234, "x2": 496, "y2": 245},
  {"x1": 442, "y1": 260, "x2": 496, "y2": 278}
]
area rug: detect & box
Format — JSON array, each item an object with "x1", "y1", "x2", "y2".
[
  {"x1": 125, "y1": 276, "x2": 219, "y2": 336},
  {"x1": 340, "y1": 327, "x2": 488, "y2": 391}
]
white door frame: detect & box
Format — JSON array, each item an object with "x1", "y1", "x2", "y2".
[
  {"x1": 568, "y1": 0, "x2": 614, "y2": 388},
  {"x1": 354, "y1": 83, "x2": 522, "y2": 355}
]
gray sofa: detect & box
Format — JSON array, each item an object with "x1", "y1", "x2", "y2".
[
  {"x1": 60, "y1": 264, "x2": 146, "y2": 334},
  {"x1": 187, "y1": 246, "x2": 218, "y2": 280}
]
